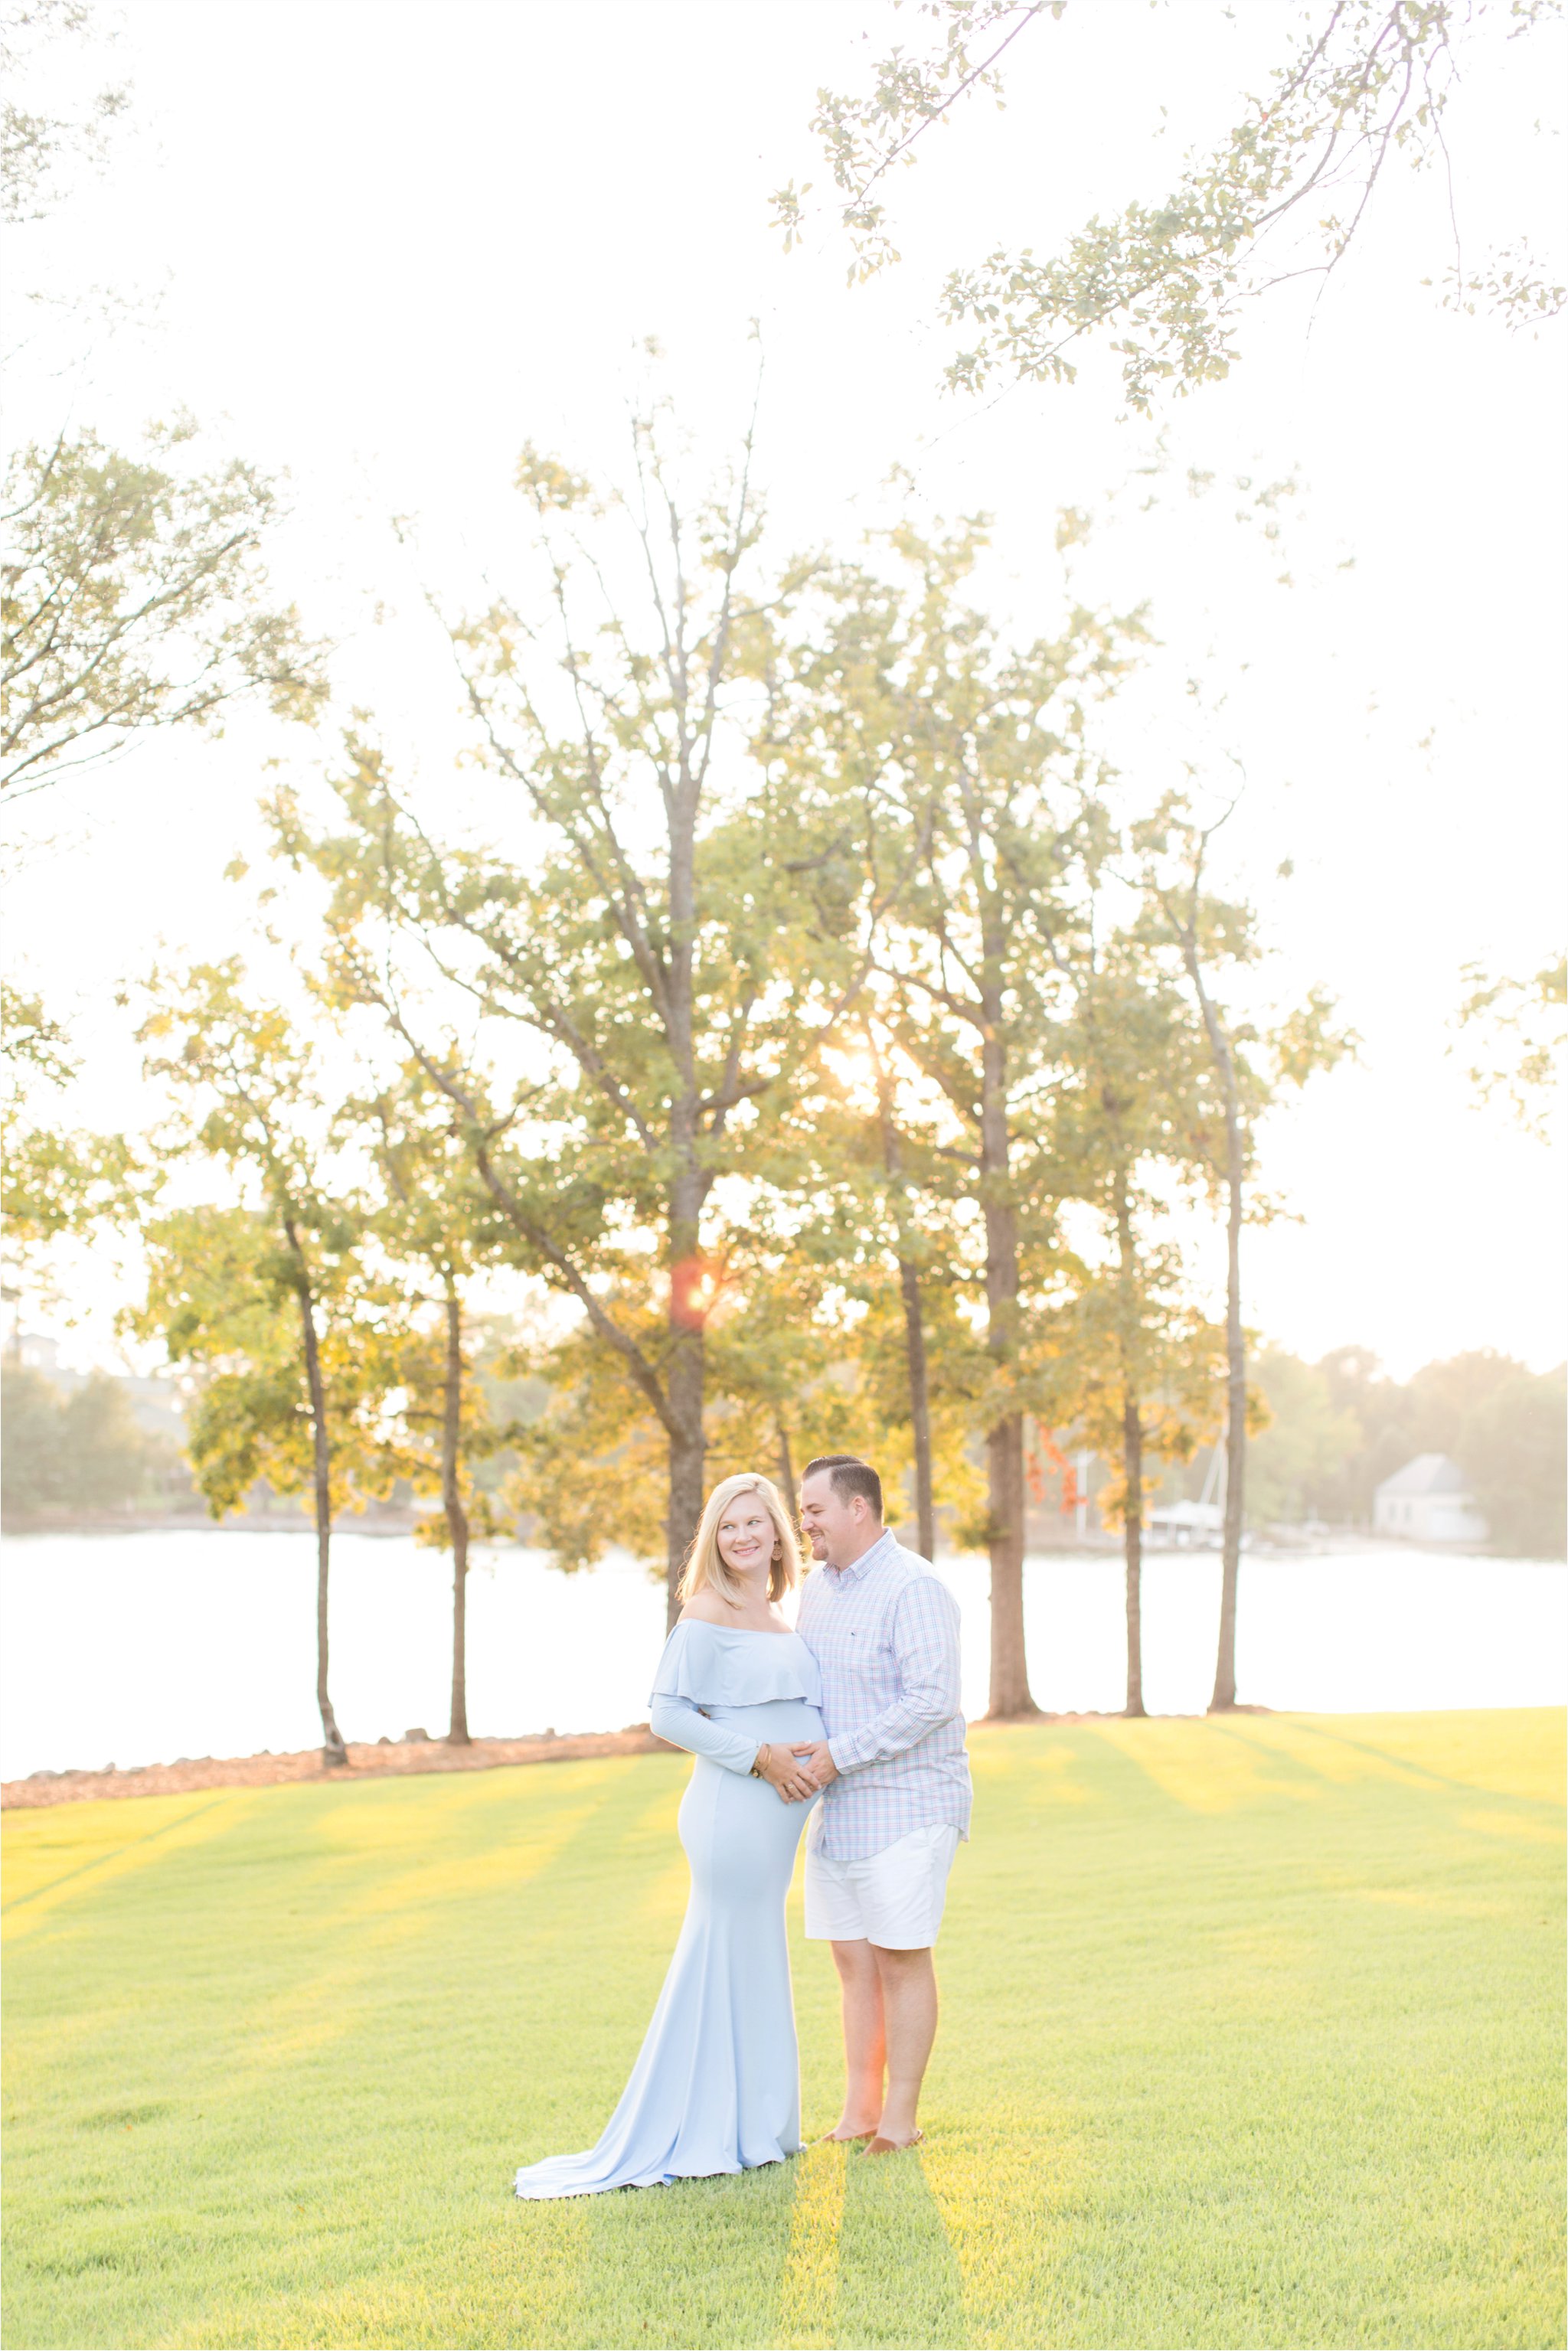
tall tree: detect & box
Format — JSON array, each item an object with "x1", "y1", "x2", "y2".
[
  {"x1": 136, "y1": 961, "x2": 391, "y2": 1765},
  {"x1": 270, "y1": 416, "x2": 852, "y2": 1624},
  {"x1": 359, "y1": 1064, "x2": 513, "y2": 1747},
  {"x1": 1158, "y1": 843, "x2": 1250, "y2": 1713},
  {"x1": 776, "y1": 1012, "x2": 987, "y2": 1559},
  {"x1": 769, "y1": 518, "x2": 1143, "y2": 1715},
  {"x1": 722, "y1": 1021, "x2": 985, "y2": 1558},
  {"x1": 1138, "y1": 804, "x2": 1353, "y2": 1709},
  {"x1": 775, "y1": 0, "x2": 1564, "y2": 409},
  {"x1": 1049, "y1": 936, "x2": 1227, "y2": 1713},
  {"x1": 131, "y1": 1201, "x2": 404, "y2": 1759}
]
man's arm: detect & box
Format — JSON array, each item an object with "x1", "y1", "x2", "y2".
[{"x1": 820, "y1": 1577, "x2": 962, "y2": 1778}]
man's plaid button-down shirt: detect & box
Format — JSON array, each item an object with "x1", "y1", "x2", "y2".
[{"x1": 795, "y1": 1527, "x2": 972, "y2": 1863}]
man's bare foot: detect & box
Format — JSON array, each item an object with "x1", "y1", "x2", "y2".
[
  {"x1": 861, "y1": 2127, "x2": 926, "y2": 2156},
  {"x1": 815, "y1": 2122, "x2": 877, "y2": 2144}
]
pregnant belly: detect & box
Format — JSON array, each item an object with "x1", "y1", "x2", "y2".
[{"x1": 678, "y1": 1700, "x2": 825, "y2": 1896}]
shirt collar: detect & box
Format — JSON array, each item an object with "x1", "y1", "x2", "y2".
[{"x1": 827, "y1": 1526, "x2": 897, "y2": 1587}]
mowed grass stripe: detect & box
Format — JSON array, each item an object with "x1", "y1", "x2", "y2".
[
  {"x1": 2, "y1": 1793, "x2": 253, "y2": 1921},
  {"x1": 777, "y1": 2137, "x2": 845, "y2": 2348},
  {"x1": 3, "y1": 1710, "x2": 1563, "y2": 2349}
]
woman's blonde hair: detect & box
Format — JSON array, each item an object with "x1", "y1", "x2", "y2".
[{"x1": 678, "y1": 1472, "x2": 805, "y2": 1608}]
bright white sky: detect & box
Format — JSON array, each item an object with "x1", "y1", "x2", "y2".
[{"x1": 5, "y1": 0, "x2": 1565, "y2": 1380}]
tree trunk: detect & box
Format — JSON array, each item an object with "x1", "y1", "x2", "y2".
[
  {"x1": 665, "y1": 1319, "x2": 706, "y2": 1629},
  {"x1": 1210, "y1": 1135, "x2": 1246, "y2": 1710},
  {"x1": 664, "y1": 1085, "x2": 708, "y2": 1618},
  {"x1": 663, "y1": 732, "x2": 709, "y2": 1628},
  {"x1": 986, "y1": 1412, "x2": 1033, "y2": 1715},
  {"x1": 443, "y1": 1278, "x2": 471, "y2": 1745},
  {"x1": 775, "y1": 1418, "x2": 797, "y2": 1520},
  {"x1": 1179, "y1": 935, "x2": 1246, "y2": 1713},
  {"x1": 291, "y1": 1245, "x2": 347, "y2": 1768},
  {"x1": 1122, "y1": 1392, "x2": 1146, "y2": 1717},
  {"x1": 666, "y1": 1419, "x2": 706, "y2": 1625},
  {"x1": 1112, "y1": 1169, "x2": 1146, "y2": 1718},
  {"x1": 978, "y1": 1014, "x2": 1035, "y2": 1717},
  {"x1": 898, "y1": 1256, "x2": 936, "y2": 1562},
  {"x1": 871, "y1": 1030, "x2": 936, "y2": 1561}
]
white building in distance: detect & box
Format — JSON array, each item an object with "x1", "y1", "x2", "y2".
[{"x1": 1373, "y1": 1454, "x2": 1489, "y2": 1546}]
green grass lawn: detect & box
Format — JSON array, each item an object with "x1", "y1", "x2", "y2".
[{"x1": 3, "y1": 1709, "x2": 1563, "y2": 2351}]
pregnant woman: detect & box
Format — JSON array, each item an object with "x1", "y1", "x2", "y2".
[{"x1": 514, "y1": 1472, "x2": 823, "y2": 2198}]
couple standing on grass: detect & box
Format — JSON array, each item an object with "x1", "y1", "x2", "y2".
[{"x1": 514, "y1": 1455, "x2": 972, "y2": 2198}]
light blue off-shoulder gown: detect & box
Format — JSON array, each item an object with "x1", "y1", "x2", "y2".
[{"x1": 513, "y1": 1619, "x2": 824, "y2": 2198}]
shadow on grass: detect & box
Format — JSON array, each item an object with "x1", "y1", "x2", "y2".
[{"x1": 533, "y1": 2137, "x2": 967, "y2": 2351}]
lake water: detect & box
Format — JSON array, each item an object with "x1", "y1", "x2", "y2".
[{"x1": 1, "y1": 1530, "x2": 1563, "y2": 1781}]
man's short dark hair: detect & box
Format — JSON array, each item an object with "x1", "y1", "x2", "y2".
[{"x1": 802, "y1": 1455, "x2": 883, "y2": 1518}]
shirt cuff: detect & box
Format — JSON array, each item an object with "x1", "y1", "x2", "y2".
[{"x1": 827, "y1": 1732, "x2": 863, "y2": 1775}]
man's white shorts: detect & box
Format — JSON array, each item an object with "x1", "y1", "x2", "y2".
[{"x1": 803, "y1": 1821, "x2": 961, "y2": 1950}]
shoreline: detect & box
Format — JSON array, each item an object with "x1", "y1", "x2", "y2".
[
  {"x1": 3, "y1": 1521, "x2": 1485, "y2": 1559},
  {"x1": 0, "y1": 1706, "x2": 1282, "y2": 1810},
  {"x1": 1, "y1": 1727, "x2": 668, "y2": 1809},
  {"x1": 7, "y1": 1699, "x2": 1563, "y2": 1811}
]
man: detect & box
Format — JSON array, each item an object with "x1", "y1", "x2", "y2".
[{"x1": 791, "y1": 1453, "x2": 972, "y2": 2155}]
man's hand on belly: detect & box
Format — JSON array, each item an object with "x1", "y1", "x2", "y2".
[
  {"x1": 757, "y1": 1743, "x2": 819, "y2": 1803},
  {"x1": 792, "y1": 1741, "x2": 840, "y2": 1789}
]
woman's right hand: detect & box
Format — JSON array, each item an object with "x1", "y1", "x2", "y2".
[{"x1": 756, "y1": 1742, "x2": 818, "y2": 1803}]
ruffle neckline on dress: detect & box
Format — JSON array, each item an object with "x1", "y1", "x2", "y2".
[{"x1": 649, "y1": 1618, "x2": 822, "y2": 1708}]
